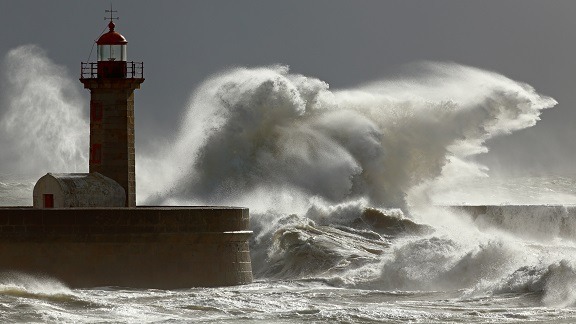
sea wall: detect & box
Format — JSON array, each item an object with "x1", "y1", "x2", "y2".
[
  {"x1": 449, "y1": 205, "x2": 576, "y2": 241},
  {"x1": 0, "y1": 207, "x2": 252, "y2": 288}
]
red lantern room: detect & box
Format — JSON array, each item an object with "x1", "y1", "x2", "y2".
[
  {"x1": 97, "y1": 21, "x2": 127, "y2": 62},
  {"x1": 95, "y1": 21, "x2": 128, "y2": 78},
  {"x1": 80, "y1": 7, "x2": 143, "y2": 80}
]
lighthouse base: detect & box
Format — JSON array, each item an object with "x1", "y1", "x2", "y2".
[{"x1": 0, "y1": 207, "x2": 252, "y2": 288}]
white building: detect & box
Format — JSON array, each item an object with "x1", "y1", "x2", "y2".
[{"x1": 33, "y1": 173, "x2": 125, "y2": 208}]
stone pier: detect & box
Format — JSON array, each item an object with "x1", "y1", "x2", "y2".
[{"x1": 0, "y1": 207, "x2": 252, "y2": 288}]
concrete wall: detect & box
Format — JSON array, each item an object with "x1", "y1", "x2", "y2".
[
  {"x1": 448, "y1": 205, "x2": 576, "y2": 240},
  {"x1": 0, "y1": 207, "x2": 252, "y2": 288}
]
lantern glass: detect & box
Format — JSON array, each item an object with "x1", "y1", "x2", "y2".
[{"x1": 97, "y1": 44, "x2": 127, "y2": 61}]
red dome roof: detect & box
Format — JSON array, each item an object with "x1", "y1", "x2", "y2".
[{"x1": 96, "y1": 21, "x2": 127, "y2": 45}]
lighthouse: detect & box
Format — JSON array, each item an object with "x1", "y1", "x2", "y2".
[
  {"x1": 80, "y1": 13, "x2": 144, "y2": 207},
  {"x1": 6, "y1": 8, "x2": 252, "y2": 288}
]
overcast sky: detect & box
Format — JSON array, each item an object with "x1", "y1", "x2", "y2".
[{"x1": 1, "y1": 0, "x2": 575, "y2": 175}]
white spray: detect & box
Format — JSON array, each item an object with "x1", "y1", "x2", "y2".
[
  {"x1": 0, "y1": 45, "x2": 88, "y2": 179},
  {"x1": 143, "y1": 62, "x2": 555, "y2": 210}
]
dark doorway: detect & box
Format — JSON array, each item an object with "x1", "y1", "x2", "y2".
[{"x1": 43, "y1": 194, "x2": 54, "y2": 208}]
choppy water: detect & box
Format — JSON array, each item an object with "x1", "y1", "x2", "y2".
[
  {"x1": 2, "y1": 278, "x2": 576, "y2": 323},
  {"x1": 1, "y1": 45, "x2": 575, "y2": 322},
  {"x1": 3, "y1": 177, "x2": 576, "y2": 323}
]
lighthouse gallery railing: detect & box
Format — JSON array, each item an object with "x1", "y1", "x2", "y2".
[{"x1": 80, "y1": 61, "x2": 144, "y2": 79}]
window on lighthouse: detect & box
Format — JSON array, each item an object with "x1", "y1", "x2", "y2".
[{"x1": 97, "y1": 44, "x2": 126, "y2": 62}]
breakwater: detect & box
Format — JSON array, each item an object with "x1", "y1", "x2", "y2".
[{"x1": 0, "y1": 207, "x2": 252, "y2": 288}]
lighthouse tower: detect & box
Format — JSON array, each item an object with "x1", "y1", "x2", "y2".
[{"x1": 80, "y1": 12, "x2": 144, "y2": 207}]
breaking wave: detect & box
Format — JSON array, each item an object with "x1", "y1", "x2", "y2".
[
  {"x1": 143, "y1": 63, "x2": 555, "y2": 209},
  {"x1": 0, "y1": 272, "x2": 74, "y2": 301},
  {"x1": 135, "y1": 62, "x2": 573, "y2": 306}
]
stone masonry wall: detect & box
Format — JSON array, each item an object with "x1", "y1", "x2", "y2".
[
  {"x1": 83, "y1": 78, "x2": 143, "y2": 207},
  {"x1": 0, "y1": 207, "x2": 252, "y2": 288}
]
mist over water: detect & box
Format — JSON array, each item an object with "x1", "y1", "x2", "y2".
[
  {"x1": 0, "y1": 45, "x2": 88, "y2": 180},
  {"x1": 5, "y1": 46, "x2": 576, "y2": 321}
]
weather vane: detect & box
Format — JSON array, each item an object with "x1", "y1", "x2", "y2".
[{"x1": 105, "y1": 3, "x2": 119, "y2": 23}]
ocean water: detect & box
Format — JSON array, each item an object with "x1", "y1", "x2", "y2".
[
  {"x1": 2, "y1": 45, "x2": 576, "y2": 322},
  {"x1": 3, "y1": 181, "x2": 576, "y2": 323}
]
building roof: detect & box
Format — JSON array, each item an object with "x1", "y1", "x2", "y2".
[
  {"x1": 34, "y1": 172, "x2": 125, "y2": 207},
  {"x1": 48, "y1": 172, "x2": 118, "y2": 189},
  {"x1": 96, "y1": 21, "x2": 127, "y2": 45}
]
